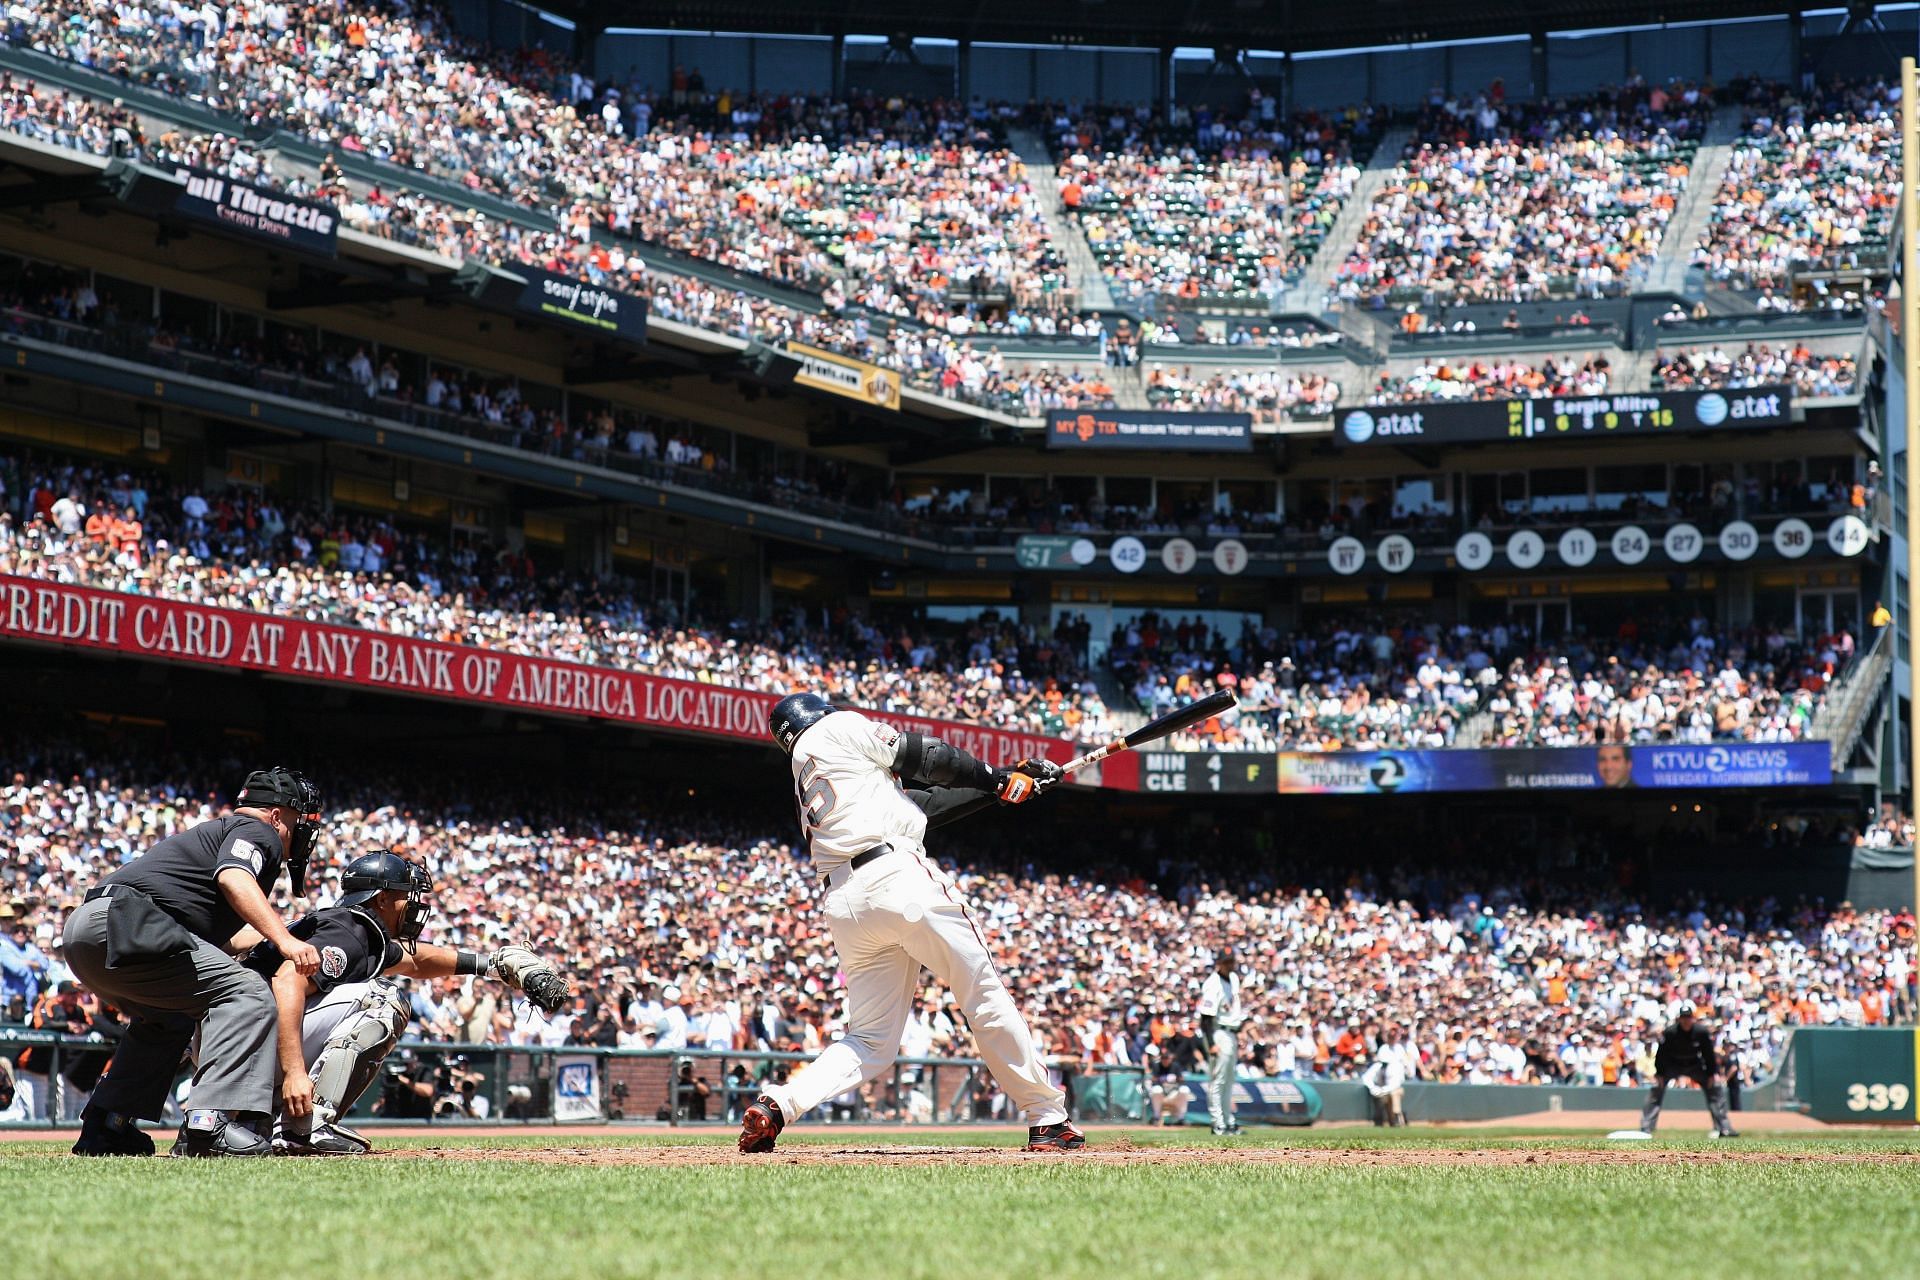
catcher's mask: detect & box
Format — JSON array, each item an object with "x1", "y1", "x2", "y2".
[
  {"x1": 237, "y1": 766, "x2": 323, "y2": 897},
  {"x1": 339, "y1": 850, "x2": 433, "y2": 950}
]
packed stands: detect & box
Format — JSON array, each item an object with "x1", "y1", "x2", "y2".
[
  {"x1": 1107, "y1": 612, "x2": 1838, "y2": 752},
  {"x1": 1144, "y1": 366, "x2": 1343, "y2": 421},
  {"x1": 1366, "y1": 353, "x2": 1614, "y2": 404},
  {"x1": 1052, "y1": 102, "x2": 1377, "y2": 304},
  {"x1": 0, "y1": 737, "x2": 1908, "y2": 1094},
  {"x1": 1477, "y1": 622, "x2": 1846, "y2": 747},
  {"x1": 1331, "y1": 84, "x2": 1710, "y2": 306},
  {"x1": 0, "y1": 447, "x2": 1114, "y2": 742},
  {"x1": 1693, "y1": 78, "x2": 1902, "y2": 292},
  {"x1": 0, "y1": 36, "x2": 1113, "y2": 418},
  {"x1": 1650, "y1": 343, "x2": 1859, "y2": 396}
]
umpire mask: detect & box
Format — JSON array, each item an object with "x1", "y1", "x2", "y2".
[{"x1": 237, "y1": 766, "x2": 324, "y2": 897}]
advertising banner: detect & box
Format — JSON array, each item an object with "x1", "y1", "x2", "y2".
[
  {"x1": 1334, "y1": 386, "x2": 1793, "y2": 448},
  {"x1": 0, "y1": 576, "x2": 1068, "y2": 772},
  {"x1": 1180, "y1": 1077, "x2": 1321, "y2": 1126},
  {"x1": 514, "y1": 267, "x2": 648, "y2": 343},
  {"x1": 552, "y1": 1055, "x2": 601, "y2": 1122},
  {"x1": 1273, "y1": 743, "x2": 1832, "y2": 793},
  {"x1": 788, "y1": 342, "x2": 902, "y2": 411},
  {"x1": 1045, "y1": 409, "x2": 1253, "y2": 452},
  {"x1": 157, "y1": 166, "x2": 340, "y2": 256}
]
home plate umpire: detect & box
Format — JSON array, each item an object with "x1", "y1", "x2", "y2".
[{"x1": 63, "y1": 766, "x2": 325, "y2": 1157}]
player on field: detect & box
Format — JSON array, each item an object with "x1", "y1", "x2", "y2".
[
  {"x1": 738, "y1": 693, "x2": 1083, "y2": 1153},
  {"x1": 241, "y1": 850, "x2": 570, "y2": 1154},
  {"x1": 1638, "y1": 1001, "x2": 1739, "y2": 1139}
]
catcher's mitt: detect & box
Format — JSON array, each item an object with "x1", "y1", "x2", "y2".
[{"x1": 488, "y1": 944, "x2": 571, "y2": 1014}]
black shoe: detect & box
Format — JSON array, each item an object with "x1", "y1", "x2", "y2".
[
  {"x1": 1025, "y1": 1121, "x2": 1086, "y2": 1152},
  {"x1": 273, "y1": 1121, "x2": 371, "y2": 1156},
  {"x1": 738, "y1": 1096, "x2": 785, "y2": 1154},
  {"x1": 72, "y1": 1108, "x2": 155, "y2": 1157},
  {"x1": 170, "y1": 1113, "x2": 272, "y2": 1159}
]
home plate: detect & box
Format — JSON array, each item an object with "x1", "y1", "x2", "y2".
[{"x1": 1607, "y1": 1130, "x2": 1652, "y2": 1141}]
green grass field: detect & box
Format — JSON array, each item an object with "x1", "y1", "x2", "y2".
[{"x1": 8, "y1": 1127, "x2": 1920, "y2": 1280}]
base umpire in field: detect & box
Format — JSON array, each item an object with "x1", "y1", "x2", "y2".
[
  {"x1": 62, "y1": 767, "x2": 325, "y2": 1157},
  {"x1": 1639, "y1": 1001, "x2": 1739, "y2": 1138}
]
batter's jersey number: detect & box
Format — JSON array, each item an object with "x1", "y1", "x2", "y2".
[{"x1": 795, "y1": 759, "x2": 838, "y2": 851}]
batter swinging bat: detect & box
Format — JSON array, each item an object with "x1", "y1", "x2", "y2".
[{"x1": 1061, "y1": 688, "x2": 1238, "y2": 776}]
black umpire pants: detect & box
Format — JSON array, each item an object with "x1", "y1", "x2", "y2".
[
  {"x1": 1640, "y1": 1070, "x2": 1734, "y2": 1135},
  {"x1": 62, "y1": 896, "x2": 278, "y2": 1119}
]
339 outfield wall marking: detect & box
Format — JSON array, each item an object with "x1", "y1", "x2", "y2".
[{"x1": 0, "y1": 575, "x2": 1077, "y2": 777}]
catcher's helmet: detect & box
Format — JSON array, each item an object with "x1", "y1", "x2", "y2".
[
  {"x1": 338, "y1": 850, "x2": 433, "y2": 944},
  {"x1": 769, "y1": 692, "x2": 837, "y2": 755}
]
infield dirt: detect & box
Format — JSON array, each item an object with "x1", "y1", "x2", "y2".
[{"x1": 376, "y1": 1139, "x2": 1920, "y2": 1168}]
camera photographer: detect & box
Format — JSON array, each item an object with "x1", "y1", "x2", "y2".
[
  {"x1": 377, "y1": 1050, "x2": 437, "y2": 1120},
  {"x1": 433, "y1": 1057, "x2": 490, "y2": 1118},
  {"x1": 675, "y1": 1060, "x2": 711, "y2": 1121}
]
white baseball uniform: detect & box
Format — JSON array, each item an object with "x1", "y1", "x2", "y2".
[
  {"x1": 761, "y1": 710, "x2": 1067, "y2": 1127},
  {"x1": 1197, "y1": 968, "x2": 1245, "y2": 1130}
]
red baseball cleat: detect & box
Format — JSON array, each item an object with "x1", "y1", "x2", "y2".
[
  {"x1": 738, "y1": 1095, "x2": 786, "y2": 1153},
  {"x1": 1025, "y1": 1121, "x2": 1086, "y2": 1152}
]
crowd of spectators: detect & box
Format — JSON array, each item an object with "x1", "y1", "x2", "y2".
[
  {"x1": 1332, "y1": 82, "x2": 1710, "y2": 306},
  {"x1": 1053, "y1": 99, "x2": 1376, "y2": 303},
  {"x1": 1, "y1": 734, "x2": 1909, "y2": 1113},
  {"x1": 0, "y1": 437, "x2": 1864, "y2": 755},
  {"x1": 1102, "y1": 611, "x2": 1837, "y2": 755},
  {"x1": 1857, "y1": 805, "x2": 1915, "y2": 850},
  {"x1": 0, "y1": 37, "x2": 1113, "y2": 419},
  {"x1": 1141, "y1": 337, "x2": 1856, "y2": 420},
  {"x1": 1144, "y1": 365, "x2": 1343, "y2": 421},
  {"x1": 1650, "y1": 342, "x2": 1859, "y2": 398},
  {"x1": 0, "y1": 447, "x2": 1115, "y2": 742},
  {"x1": 1477, "y1": 618, "x2": 1843, "y2": 747},
  {"x1": 1365, "y1": 352, "x2": 1613, "y2": 404},
  {"x1": 7, "y1": 2, "x2": 1063, "y2": 305},
  {"x1": 1110, "y1": 613, "x2": 1480, "y2": 753},
  {"x1": 1693, "y1": 77, "x2": 1901, "y2": 292}
]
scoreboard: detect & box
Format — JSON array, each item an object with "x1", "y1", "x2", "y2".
[{"x1": 1140, "y1": 752, "x2": 1273, "y2": 794}]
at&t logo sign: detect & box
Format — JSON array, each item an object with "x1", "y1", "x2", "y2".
[{"x1": 1341, "y1": 410, "x2": 1425, "y2": 444}]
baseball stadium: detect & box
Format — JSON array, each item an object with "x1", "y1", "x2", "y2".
[{"x1": 1, "y1": 0, "x2": 1918, "y2": 1274}]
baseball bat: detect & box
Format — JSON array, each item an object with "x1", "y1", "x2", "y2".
[{"x1": 1061, "y1": 688, "x2": 1238, "y2": 776}]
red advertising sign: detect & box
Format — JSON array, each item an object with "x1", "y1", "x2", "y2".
[{"x1": 0, "y1": 575, "x2": 1104, "y2": 779}]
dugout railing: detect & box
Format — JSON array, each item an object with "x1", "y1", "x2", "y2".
[{"x1": 0, "y1": 1029, "x2": 1795, "y2": 1130}]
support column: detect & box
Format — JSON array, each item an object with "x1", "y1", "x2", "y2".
[{"x1": 1900, "y1": 55, "x2": 1918, "y2": 897}]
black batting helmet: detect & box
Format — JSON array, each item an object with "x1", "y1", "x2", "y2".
[{"x1": 769, "y1": 692, "x2": 837, "y2": 755}]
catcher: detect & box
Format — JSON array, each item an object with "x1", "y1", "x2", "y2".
[{"x1": 240, "y1": 850, "x2": 569, "y2": 1154}]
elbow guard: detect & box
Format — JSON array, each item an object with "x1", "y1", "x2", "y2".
[{"x1": 894, "y1": 733, "x2": 996, "y2": 790}]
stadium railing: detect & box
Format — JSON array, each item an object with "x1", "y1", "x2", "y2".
[{"x1": 0, "y1": 1031, "x2": 1787, "y2": 1130}]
